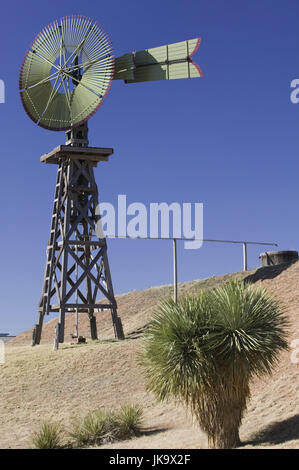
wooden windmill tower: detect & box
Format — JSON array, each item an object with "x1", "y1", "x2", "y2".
[{"x1": 19, "y1": 15, "x2": 203, "y2": 347}]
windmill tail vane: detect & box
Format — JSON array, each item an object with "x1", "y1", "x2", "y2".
[{"x1": 114, "y1": 38, "x2": 203, "y2": 83}]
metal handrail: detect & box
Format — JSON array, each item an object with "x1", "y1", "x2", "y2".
[{"x1": 101, "y1": 235, "x2": 278, "y2": 303}]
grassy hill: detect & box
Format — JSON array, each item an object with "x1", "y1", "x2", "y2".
[{"x1": 1, "y1": 262, "x2": 298, "y2": 449}]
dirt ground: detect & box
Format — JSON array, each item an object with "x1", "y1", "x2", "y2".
[{"x1": 1, "y1": 262, "x2": 298, "y2": 449}]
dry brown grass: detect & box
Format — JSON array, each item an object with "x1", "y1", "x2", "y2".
[{"x1": 1, "y1": 263, "x2": 298, "y2": 449}]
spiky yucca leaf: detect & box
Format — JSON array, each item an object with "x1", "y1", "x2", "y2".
[{"x1": 204, "y1": 281, "x2": 289, "y2": 378}]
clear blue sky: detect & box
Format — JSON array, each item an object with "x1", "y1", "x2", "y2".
[{"x1": 1, "y1": 0, "x2": 299, "y2": 335}]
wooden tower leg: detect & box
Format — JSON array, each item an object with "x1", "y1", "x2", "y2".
[
  {"x1": 89, "y1": 316, "x2": 98, "y2": 340},
  {"x1": 33, "y1": 161, "x2": 66, "y2": 345},
  {"x1": 83, "y1": 224, "x2": 98, "y2": 340},
  {"x1": 101, "y1": 249, "x2": 125, "y2": 340},
  {"x1": 34, "y1": 132, "x2": 124, "y2": 346}
]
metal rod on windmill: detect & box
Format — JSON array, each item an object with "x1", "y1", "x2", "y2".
[{"x1": 19, "y1": 15, "x2": 203, "y2": 347}]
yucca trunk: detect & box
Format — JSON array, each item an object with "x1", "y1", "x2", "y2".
[
  {"x1": 195, "y1": 382, "x2": 248, "y2": 449},
  {"x1": 213, "y1": 426, "x2": 241, "y2": 449}
]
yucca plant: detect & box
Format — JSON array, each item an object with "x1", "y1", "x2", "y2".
[
  {"x1": 31, "y1": 421, "x2": 64, "y2": 449},
  {"x1": 114, "y1": 404, "x2": 144, "y2": 440},
  {"x1": 69, "y1": 404, "x2": 143, "y2": 447},
  {"x1": 69, "y1": 409, "x2": 116, "y2": 446},
  {"x1": 139, "y1": 280, "x2": 288, "y2": 449}
]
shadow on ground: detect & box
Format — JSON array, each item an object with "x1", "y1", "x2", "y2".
[
  {"x1": 243, "y1": 414, "x2": 299, "y2": 446},
  {"x1": 126, "y1": 324, "x2": 150, "y2": 340},
  {"x1": 140, "y1": 427, "x2": 169, "y2": 437},
  {"x1": 244, "y1": 262, "x2": 296, "y2": 284}
]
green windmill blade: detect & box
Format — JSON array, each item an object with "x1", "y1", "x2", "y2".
[
  {"x1": 19, "y1": 15, "x2": 114, "y2": 131},
  {"x1": 114, "y1": 38, "x2": 203, "y2": 83}
]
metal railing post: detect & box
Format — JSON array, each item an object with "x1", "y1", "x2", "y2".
[
  {"x1": 243, "y1": 242, "x2": 248, "y2": 271},
  {"x1": 173, "y1": 238, "x2": 178, "y2": 303}
]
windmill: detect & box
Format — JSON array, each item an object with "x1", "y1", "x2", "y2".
[{"x1": 19, "y1": 15, "x2": 203, "y2": 347}]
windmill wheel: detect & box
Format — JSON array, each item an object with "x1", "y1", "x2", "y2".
[{"x1": 19, "y1": 15, "x2": 114, "y2": 131}]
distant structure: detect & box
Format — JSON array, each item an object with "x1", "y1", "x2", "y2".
[
  {"x1": 0, "y1": 333, "x2": 16, "y2": 343},
  {"x1": 259, "y1": 250, "x2": 298, "y2": 267}
]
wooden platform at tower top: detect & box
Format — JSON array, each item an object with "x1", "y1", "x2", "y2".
[{"x1": 40, "y1": 145, "x2": 114, "y2": 165}]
